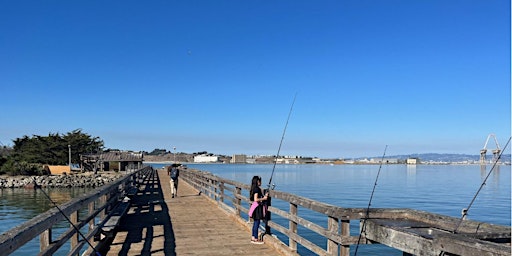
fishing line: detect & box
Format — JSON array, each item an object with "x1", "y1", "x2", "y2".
[
  {"x1": 354, "y1": 145, "x2": 388, "y2": 256},
  {"x1": 260, "y1": 93, "x2": 297, "y2": 240},
  {"x1": 32, "y1": 177, "x2": 102, "y2": 256},
  {"x1": 452, "y1": 136, "x2": 511, "y2": 234},
  {"x1": 267, "y1": 93, "x2": 297, "y2": 191}
]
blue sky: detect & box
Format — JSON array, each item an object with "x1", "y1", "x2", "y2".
[{"x1": 1, "y1": 1, "x2": 510, "y2": 158}]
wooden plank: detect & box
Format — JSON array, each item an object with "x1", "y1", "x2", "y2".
[
  {"x1": 404, "y1": 209, "x2": 512, "y2": 234},
  {"x1": 364, "y1": 219, "x2": 440, "y2": 256},
  {"x1": 101, "y1": 201, "x2": 131, "y2": 235},
  {"x1": 435, "y1": 233, "x2": 511, "y2": 256}
]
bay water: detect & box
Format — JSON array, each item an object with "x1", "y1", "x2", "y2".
[{"x1": 1, "y1": 164, "x2": 510, "y2": 255}]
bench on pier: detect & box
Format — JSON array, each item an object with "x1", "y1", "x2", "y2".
[
  {"x1": 101, "y1": 200, "x2": 130, "y2": 238},
  {"x1": 100, "y1": 187, "x2": 138, "y2": 238},
  {"x1": 126, "y1": 186, "x2": 138, "y2": 197}
]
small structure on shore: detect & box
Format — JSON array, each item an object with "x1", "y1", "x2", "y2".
[
  {"x1": 80, "y1": 151, "x2": 144, "y2": 172},
  {"x1": 43, "y1": 165, "x2": 71, "y2": 175}
]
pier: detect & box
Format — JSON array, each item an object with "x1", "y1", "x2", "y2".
[
  {"x1": 0, "y1": 166, "x2": 510, "y2": 255},
  {"x1": 100, "y1": 168, "x2": 279, "y2": 255}
]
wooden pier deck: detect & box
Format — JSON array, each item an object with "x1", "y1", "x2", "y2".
[{"x1": 100, "y1": 169, "x2": 281, "y2": 255}]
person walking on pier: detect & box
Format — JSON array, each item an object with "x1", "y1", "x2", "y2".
[
  {"x1": 170, "y1": 165, "x2": 180, "y2": 198},
  {"x1": 249, "y1": 176, "x2": 268, "y2": 244}
]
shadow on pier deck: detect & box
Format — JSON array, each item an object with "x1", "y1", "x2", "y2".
[{"x1": 100, "y1": 169, "x2": 281, "y2": 255}]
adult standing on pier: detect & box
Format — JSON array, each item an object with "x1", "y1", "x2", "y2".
[
  {"x1": 170, "y1": 164, "x2": 180, "y2": 198},
  {"x1": 249, "y1": 176, "x2": 268, "y2": 244}
]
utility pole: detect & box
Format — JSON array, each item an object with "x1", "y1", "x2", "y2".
[{"x1": 68, "y1": 144, "x2": 71, "y2": 168}]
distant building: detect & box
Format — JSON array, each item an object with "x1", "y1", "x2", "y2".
[
  {"x1": 407, "y1": 158, "x2": 419, "y2": 165},
  {"x1": 80, "y1": 151, "x2": 144, "y2": 172},
  {"x1": 369, "y1": 158, "x2": 399, "y2": 164},
  {"x1": 230, "y1": 154, "x2": 247, "y2": 163},
  {"x1": 194, "y1": 154, "x2": 219, "y2": 163}
]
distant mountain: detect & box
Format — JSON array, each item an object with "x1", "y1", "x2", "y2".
[{"x1": 374, "y1": 153, "x2": 511, "y2": 163}]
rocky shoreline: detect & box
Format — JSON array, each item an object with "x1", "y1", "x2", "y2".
[{"x1": 0, "y1": 172, "x2": 126, "y2": 189}]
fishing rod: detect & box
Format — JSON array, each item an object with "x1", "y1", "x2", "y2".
[
  {"x1": 260, "y1": 94, "x2": 297, "y2": 240},
  {"x1": 32, "y1": 177, "x2": 102, "y2": 256},
  {"x1": 267, "y1": 93, "x2": 297, "y2": 191},
  {"x1": 354, "y1": 145, "x2": 388, "y2": 256},
  {"x1": 452, "y1": 136, "x2": 511, "y2": 234}
]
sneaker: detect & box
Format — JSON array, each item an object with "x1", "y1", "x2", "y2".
[
  {"x1": 251, "y1": 240, "x2": 264, "y2": 245},
  {"x1": 172, "y1": 194, "x2": 174, "y2": 198}
]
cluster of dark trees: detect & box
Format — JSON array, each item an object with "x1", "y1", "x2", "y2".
[
  {"x1": 146, "y1": 148, "x2": 168, "y2": 155},
  {"x1": 0, "y1": 129, "x2": 103, "y2": 176}
]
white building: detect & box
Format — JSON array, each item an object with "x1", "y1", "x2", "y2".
[
  {"x1": 407, "y1": 158, "x2": 419, "y2": 165},
  {"x1": 194, "y1": 155, "x2": 219, "y2": 163}
]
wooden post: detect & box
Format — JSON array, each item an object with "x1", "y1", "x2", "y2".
[
  {"x1": 289, "y1": 202, "x2": 298, "y2": 252},
  {"x1": 100, "y1": 195, "x2": 107, "y2": 219},
  {"x1": 327, "y1": 216, "x2": 339, "y2": 255},
  {"x1": 341, "y1": 218, "x2": 350, "y2": 256},
  {"x1": 235, "y1": 187, "x2": 242, "y2": 216},
  {"x1": 219, "y1": 182, "x2": 225, "y2": 203},
  {"x1": 70, "y1": 211, "x2": 78, "y2": 252},
  {"x1": 88, "y1": 202, "x2": 95, "y2": 232},
  {"x1": 213, "y1": 181, "x2": 219, "y2": 201},
  {"x1": 40, "y1": 228, "x2": 51, "y2": 252}
]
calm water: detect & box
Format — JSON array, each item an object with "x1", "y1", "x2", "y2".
[
  {"x1": 0, "y1": 187, "x2": 93, "y2": 255},
  {"x1": 1, "y1": 164, "x2": 510, "y2": 255}
]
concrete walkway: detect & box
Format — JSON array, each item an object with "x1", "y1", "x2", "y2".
[{"x1": 101, "y1": 168, "x2": 281, "y2": 256}]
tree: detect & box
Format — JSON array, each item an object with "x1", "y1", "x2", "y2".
[
  {"x1": 0, "y1": 129, "x2": 104, "y2": 175},
  {"x1": 63, "y1": 129, "x2": 104, "y2": 163},
  {"x1": 148, "y1": 149, "x2": 167, "y2": 155}
]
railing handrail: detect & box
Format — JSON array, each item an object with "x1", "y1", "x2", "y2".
[{"x1": 0, "y1": 166, "x2": 152, "y2": 255}]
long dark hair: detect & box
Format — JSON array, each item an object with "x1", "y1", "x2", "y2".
[{"x1": 249, "y1": 176, "x2": 261, "y2": 201}]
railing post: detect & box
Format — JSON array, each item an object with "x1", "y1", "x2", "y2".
[
  {"x1": 235, "y1": 187, "x2": 242, "y2": 216},
  {"x1": 341, "y1": 218, "x2": 350, "y2": 256},
  {"x1": 100, "y1": 195, "x2": 107, "y2": 219},
  {"x1": 289, "y1": 202, "x2": 298, "y2": 252},
  {"x1": 214, "y1": 180, "x2": 218, "y2": 201},
  {"x1": 40, "y1": 228, "x2": 51, "y2": 252},
  {"x1": 70, "y1": 211, "x2": 78, "y2": 253},
  {"x1": 327, "y1": 216, "x2": 339, "y2": 255},
  {"x1": 219, "y1": 181, "x2": 225, "y2": 203},
  {"x1": 88, "y1": 201, "x2": 95, "y2": 232}
]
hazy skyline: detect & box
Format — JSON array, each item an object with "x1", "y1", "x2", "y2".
[{"x1": 1, "y1": 1, "x2": 510, "y2": 158}]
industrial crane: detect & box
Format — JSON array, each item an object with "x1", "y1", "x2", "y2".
[{"x1": 480, "y1": 133, "x2": 501, "y2": 164}]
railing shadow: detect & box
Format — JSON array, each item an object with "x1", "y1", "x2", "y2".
[{"x1": 100, "y1": 170, "x2": 176, "y2": 256}]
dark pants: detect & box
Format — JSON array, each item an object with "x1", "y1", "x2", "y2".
[{"x1": 252, "y1": 219, "x2": 260, "y2": 239}]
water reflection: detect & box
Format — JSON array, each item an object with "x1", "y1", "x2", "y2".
[
  {"x1": 406, "y1": 165, "x2": 416, "y2": 186},
  {"x1": 0, "y1": 187, "x2": 90, "y2": 233},
  {"x1": 479, "y1": 164, "x2": 502, "y2": 189}
]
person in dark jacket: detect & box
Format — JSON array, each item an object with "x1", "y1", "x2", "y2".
[
  {"x1": 170, "y1": 165, "x2": 180, "y2": 198},
  {"x1": 249, "y1": 176, "x2": 268, "y2": 244}
]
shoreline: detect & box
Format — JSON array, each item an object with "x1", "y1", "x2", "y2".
[{"x1": 0, "y1": 172, "x2": 125, "y2": 189}]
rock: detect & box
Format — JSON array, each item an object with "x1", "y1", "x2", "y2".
[{"x1": 0, "y1": 172, "x2": 128, "y2": 189}]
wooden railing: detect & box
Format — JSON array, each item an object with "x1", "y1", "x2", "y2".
[
  {"x1": 180, "y1": 167, "x2": 511, "y2": 256},
  {"x1": 0, "y1": 166, "x2": 153, "y2": 256},
  {"x1": 180, "y1": 167, "x2": 371, "y2": 255}
]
